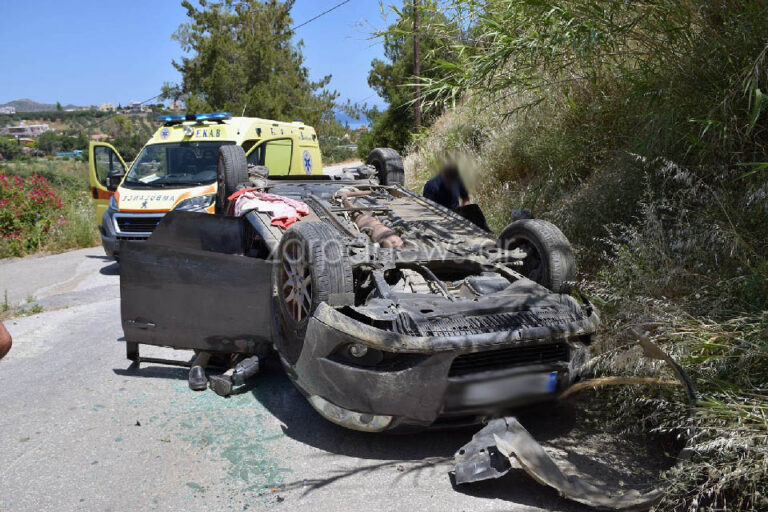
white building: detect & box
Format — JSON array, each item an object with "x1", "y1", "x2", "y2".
[
  {"x1": 1, "y1": 122, "x2": 51, "y2": 137},
  {"x1": 128, "y1": 101, "x2": 149, "y2": 113},
  {"x1": 0, "y1": 106, "x2": 16, "y2": 114}
]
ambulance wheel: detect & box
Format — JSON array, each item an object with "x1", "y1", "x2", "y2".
[
  {"x1": 217, "y1": 145, "x2": 248, "y2": 214},
  {"x1": 274, "y1": 222, "x2": 353, "y2": 364},
  {"x1": 367, "y1": 148, "x2": 405, "y2": 186}
]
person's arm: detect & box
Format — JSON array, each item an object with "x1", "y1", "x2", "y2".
[
  {"x1": 422, "y1": 179, "x2": 437, "y2": 201},
  {"x1": 458, "y1": 178, "x2": 470, "y2": 206},
  {"x1": 0, "y1": 320, "x2": 12, "y2": 360}
]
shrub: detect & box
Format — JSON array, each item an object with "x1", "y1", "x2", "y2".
[
  {"x1": 0, "y1": 138, "x2": 23, "y2": 160},
  {"x1": 319, "y1": 140, "x2": 358, "y2": 165},
  {"x1": 0, "y1": 172, "x2": 64, "y2": 256}
]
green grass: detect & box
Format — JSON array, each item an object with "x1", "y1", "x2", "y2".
[
  {"x1": 0, "y1": 302, "x2": 45, "y2": 321},
  {"x1": 17, "y1": 304, "x2": 43, "y2": 316}
]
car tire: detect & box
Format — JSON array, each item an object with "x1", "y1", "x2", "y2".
[
  {"x1": 274, "y1": 221, "x2": 354, "y2": 364},
  {"x1": 216, "y1": 145, "x2": 248, "y2": 214},
  {"x1": 497, "y1": 219, "x2": 576, "y2": 293},
  {"x1": 366, "y1": 147, "x2": 405, "y2": 186}
]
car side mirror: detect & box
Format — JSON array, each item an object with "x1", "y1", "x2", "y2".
[{"x1": 106, "y1": 168, "x2": 125, "y2": 191}]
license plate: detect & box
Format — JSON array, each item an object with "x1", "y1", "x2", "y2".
[{"x1": 458, "y1": 371, "x2": 559, "y2": 408}]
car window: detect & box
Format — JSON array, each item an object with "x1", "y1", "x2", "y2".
[
  {"x1": 242, "y1": 139, "x2": 259, "y2": 154},
  {"x1": 247, "y1": 138, "x2": 293, "y2": 174},
  {"x1": 93, "y1": 146, "x2": 125, "y2": 184}
]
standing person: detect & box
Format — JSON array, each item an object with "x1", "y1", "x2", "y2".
[
  {"x1": 422, "y1": 162, "x2": 470, "y2": 210},
  {"x1": 422, "y1": 162, "x2": 490, "y2": 231},
  {"x1": 0, "y1": 320, "x2": 11, "y2": 360}
]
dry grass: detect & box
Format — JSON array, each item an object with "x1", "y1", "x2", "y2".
[{"x1": 403, "y1": 85, "x2": 768, "y2": 509}]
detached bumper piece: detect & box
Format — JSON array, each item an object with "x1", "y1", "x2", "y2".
[
  {"x1": 456, "y1": 417, "x2": 663, "y2": 510},
  {"x1": 453, "y1": 336, "x2": 697, "y2": 511}
]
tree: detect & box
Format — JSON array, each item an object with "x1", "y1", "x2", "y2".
[
  {"x1": 56, "y1": 101, "x2": 62, "y2": 112},
  {"x1": 37, "y1": 131, "x2": 60, "y2": 155},
  {"x1": 106, "y1": 114, "x2": 132, "y2": 139},
  {"x1": 162, "y1": 0, "x2": 340, "y2": 132},
  {"x1": 363, "y1": 1, "x2": 459, "y2": 153},
  {"x1": 357, "y1": 106, "x2": 412, "y2": 158},
  {"x1": 0, "y1": 138, "x2": 22, "y2": 160}
]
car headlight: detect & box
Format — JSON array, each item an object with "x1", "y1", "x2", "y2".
[
  {"x1": 108, "y1": 195, "x2": 118, "y2": 210},
  {"x1": 307, "y1": 395, "x2": 393, "y2": 432},
  {"x1": 175, "y1": 194, "x2": 215, "y2": 211},
  {"x1": 330, "y1": 343, "x2": 427, "y2": 369}
]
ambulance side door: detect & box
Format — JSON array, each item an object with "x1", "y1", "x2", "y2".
[{"x1": 89, "y1": 142, "x2": 127, "y2": 221}]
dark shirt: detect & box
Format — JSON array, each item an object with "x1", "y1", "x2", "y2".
[{"x1": 422, "y1": 175, "x2": 469, "y2": 210}]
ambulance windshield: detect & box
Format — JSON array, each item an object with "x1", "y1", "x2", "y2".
[{"x1": 123, "y1": 141, "x2": 234, "y2": 188}]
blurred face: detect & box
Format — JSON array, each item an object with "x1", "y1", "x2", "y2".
[{"x1": 441, "y1": 164, "x2": 459, "y2": 184}]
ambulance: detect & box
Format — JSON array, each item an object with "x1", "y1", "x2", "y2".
[{"x1": 88, "y1": 113, "x2": 323, "y2": 260}]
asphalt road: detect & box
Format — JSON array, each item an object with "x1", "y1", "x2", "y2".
[{"x1": 0, "y1": 247, "x2": 668, "y2": 511}]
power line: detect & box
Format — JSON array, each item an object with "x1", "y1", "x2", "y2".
[
  {"x1": 292, "y1": 0, "x2": 353, "y2": 31},
  {"x1": 138, "y1": 94, "x2": 160, "y2": 105},
  {"x1": 80, "y1": 1, "x2": 353, "y2": 131}
]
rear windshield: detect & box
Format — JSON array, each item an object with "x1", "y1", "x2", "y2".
[{"x1": 123, "y1": 141, "x2": 234, "y2": 188}]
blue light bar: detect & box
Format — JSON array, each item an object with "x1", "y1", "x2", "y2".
[
  {"x1": 158, "y1": 114, "x2": 185, "y2": 122},
  {"x1": 195, "y1": 112, "x2": 232, "y2": 121},
  {"x1": 158, "y1": 112, "x2": 232, "y2": 124}
]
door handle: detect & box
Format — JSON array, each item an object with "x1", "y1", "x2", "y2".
[{"x1": 125, "y1": 320, "x2": 156, "y2": 329}]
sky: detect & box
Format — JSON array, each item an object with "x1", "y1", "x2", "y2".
[{"x1": 0, "y1": 0, "x2": 394, "y2": 110}]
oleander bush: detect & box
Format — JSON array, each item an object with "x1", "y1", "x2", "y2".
[
  {"x1": 0, "y1": 160, "x2": 98, "y2": 258},
  {"x1": 0, "y1": 172, "x2": 63, "y2": 255}
]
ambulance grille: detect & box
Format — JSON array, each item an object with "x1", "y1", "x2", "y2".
[{"x1": 116, "y1": 215, "x2": 164, "y2": 234}]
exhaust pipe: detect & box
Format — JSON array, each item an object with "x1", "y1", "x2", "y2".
[
  {"x1": 354, "y1": 213, "x2": 404, "y2": 249},
  {"x1": 338, "y1": 189, "x2": 404, "y2": 249}
]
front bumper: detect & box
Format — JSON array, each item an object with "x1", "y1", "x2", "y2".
[
  {"x1": 100, "y1": 208, "x2": 165, "y2": 260},
  {"x1": 291, "y1": 303, "x2": 598, "y2": 431},
  {"x1": 100, "y1": 224, "x2": 119, "y2": 260}
]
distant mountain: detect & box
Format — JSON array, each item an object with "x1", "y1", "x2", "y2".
[{"x1": 0, "y1": 98, "x2": 82, "y2": 112}]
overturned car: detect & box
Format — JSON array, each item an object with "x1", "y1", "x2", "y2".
[{"x1": 120, "y1": 146, "x2": 599, "y2": 432}]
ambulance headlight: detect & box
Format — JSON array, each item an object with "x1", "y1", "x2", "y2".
[
  {"x1": 175, "y1": 194, "x2": 215, "y2": 211},
  {"x1": 108, "y1": 195, "x2": 118, "y2": 211}
]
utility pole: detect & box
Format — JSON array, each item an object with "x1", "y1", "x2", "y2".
[{"x1": 413, "y1": 0, "x2": 421, "y2": 130}]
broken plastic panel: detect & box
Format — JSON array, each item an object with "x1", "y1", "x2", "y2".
[{"x1": 453, "y1": 336, "x2": 697, "y2": 511}]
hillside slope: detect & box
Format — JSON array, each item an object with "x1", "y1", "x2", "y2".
[
  {"x1": 405, "y1": 49, "x2": 767, "y2": 512},
  {"x1": 0, "y1": 98, "x2": 82, "y2": 112}
]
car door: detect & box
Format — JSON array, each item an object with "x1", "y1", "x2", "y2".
[
  {"x1": 120, "y1": 211, "x2": 276, "y2": 354},
  {"x1": 89, "y1": 142, "x2": 127, "y2": 222},
  {"x1": 245, "y1": 138, "x2": 293, "y2": 175}
]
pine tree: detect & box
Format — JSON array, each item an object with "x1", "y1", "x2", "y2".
[{"x1": 162, "y1": 0, "x2": 338, "y2": 130}]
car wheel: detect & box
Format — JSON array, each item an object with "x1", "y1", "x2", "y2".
[
  {"x1": 498, "y1": 219, "x2": 576, "y2": 292},
  {"x1": 216, "y1": 145, "x2": 248, "y2": 214},
  {"x1": 274, "y1": 221, "x2": 353, "y2": 364},
  {"x1": 366, "y1": 147, "x2": 405, "y2": 186}
]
